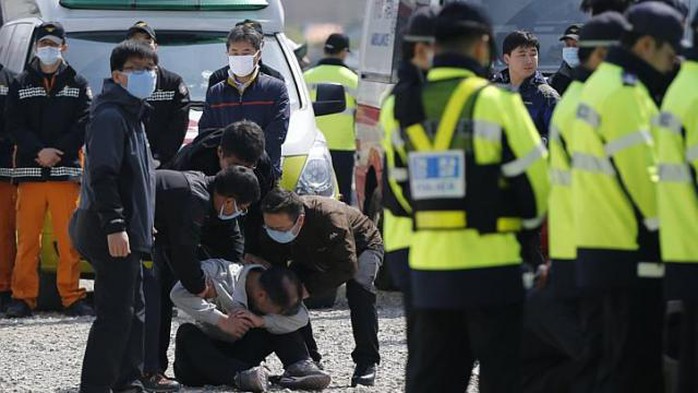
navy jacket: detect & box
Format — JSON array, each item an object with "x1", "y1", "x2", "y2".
[
  {"x1": 199, "y1": 72, "x2": 289, "y2": 177},
  {"x1": 492, "y1": 69, "x2": 559, "y2": 140},
  {"x1": 207, "y1": 62, "x2": 285, "y2": 89},
  {"x1": 76, "y1": 79, "x2": 156, "y2": 252},
  {"x1": 0, "y1": 64, "x2": 15, "y2": 181},
  {"x1": 6, "y1": 59, "x2": 91, "y2": 182}
]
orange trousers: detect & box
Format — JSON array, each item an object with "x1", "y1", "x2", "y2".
[
  {"x1": 0, "y1": 181, "x2": 16, "y2": 292},
  {"x1": 12, "y1": 181, "x2": 84, "y2": 308}
]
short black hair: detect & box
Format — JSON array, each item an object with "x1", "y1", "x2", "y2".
[
  {"x1": 226, "y1": 25, "x2": 263, "y2": 51},
  {"x1": 260, "y1": 188, "x2": 304, "y2": 222},
  {"x1": 220, "y1": 120, "x2": 265, "y2": 164},
  {"x1": 578, "y1": 47, "x2": 595, "y2": 63},
  {"x1": 258, "y1": 267, "x2": 303, "y2": 315},
  {"x1": 213, "y1": 165, "x2": 260, "y2": 205},
  {"x1": 502, "y1": 30, "x2": 540, "y2": 55},
  {"x1": 110, "y1": 40, "x2": 158, "y2": 72}
]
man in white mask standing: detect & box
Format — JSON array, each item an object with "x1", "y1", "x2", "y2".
[
  {"x1": 5, "y1": 21, "x2": 93, "y2": 318},
  {"x1": 199, "y1": 24, "x2": 290, "y2": 179},
  {"x1": 549, "y1": 24, "x2": 582, "y2": 95}
]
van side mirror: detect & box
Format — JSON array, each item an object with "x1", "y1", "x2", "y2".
[{"x1": 312, "y1": 83, "x2": 346, "y2": 117}]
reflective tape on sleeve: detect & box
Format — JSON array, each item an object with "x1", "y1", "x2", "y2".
[
  {"x1": 604, "y1": 129, "x2": 652, "y2": 156},
  {"x1": 522, "y1": 215, "x2": 546, "y2": 230},
  {"x1": 644, "y1": 217, "x2": 659, "y2": 231},
  {"x1": 389, "y1": 167, "x2": 409, "y2": 182},
  {"x1": 473, "y1": 120, "x2": 502, "y2": 142},
  {"x1": 501, "y1": 142, "x2": 546, "y2": 177},
  {"x1": 550, "y1": 168, "x2": 572, "y2": 186},
  {"x1": 653, "y1": 112, "x2": 683, "y2": 135},
  {"x1": 576, "y1": 103, "x2": 601, "y2": 128},
  {"x1": 686, "y1": 144, "x2": 698, "y2": 163},
  {"x1": 571, "y1": 152, "x2": 616, "y2": 175},
  {"x1": 657, "y1": 163, "x2": 692, "y2": 183}
]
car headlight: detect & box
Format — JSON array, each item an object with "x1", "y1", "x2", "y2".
[{"x1": 295, "y1": 139, "x2": 335, "y2": 197}]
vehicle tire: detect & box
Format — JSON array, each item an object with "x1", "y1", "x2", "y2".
[
  {"x1": 37, "y1": 271, "x2": 62, "y2": 311},
  {"x1": 304, "y1": 289, "x2": 338, "y2": 309}
]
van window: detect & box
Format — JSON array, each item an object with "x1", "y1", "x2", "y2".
[
  {"x1": 0, "y1": 24, "x2": 16, "y2": 66},
  {"x1": 63, "y1": 31, "x2": 300, "y2": 107},
  {"x1": 5, "y1": 23, "x2": 34, "y2": 73}
]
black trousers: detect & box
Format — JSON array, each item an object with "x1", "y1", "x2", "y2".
[
  {"x1": 70, "y1": 213, "x2": 146, "y2": 393},
  {"x1": 406, "y1": 303, "x2": 524, "y2": 393},
  {"x1": 677, "y1": 300, "x2": 698, "y2": 393},
  {"x1": 592, "y1": 282, "x2": 665, "y2": 393},
  {"x1": 330, "y1": 150, "x2": 355, "y2": 205},
  {"x1": 173, "y1": 323, "x2": 308, "y2": 387},
  {"x1": 386, "y1": 249, "x2": 415, "y2": 376},
  {"x1": 143, "y1": 245, "x2": 176, "y2": 374},
  {"x1": 301, "y1": 278, "x2": 379, "y2": 366}
]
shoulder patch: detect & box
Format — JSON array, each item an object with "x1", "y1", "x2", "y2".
[
  {"x1": 179, "y1": 82, "x2": 188, "y2": 96},
  {"x1": 622, "y1": 72, "x2": 638, "y2": 86},
  {"x1": 86, "y1": 86, "x2": 93, "y2": 100}
]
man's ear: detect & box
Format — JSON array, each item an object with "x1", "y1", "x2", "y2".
[
  {"x1": 112, "y1": 70, "x2": 126, "y2": 87},
  {"x1": 503, "y1": 53, "x2": 511, "y2": 65}
]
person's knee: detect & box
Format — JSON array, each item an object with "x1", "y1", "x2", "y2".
[{"x1": 175, "y1": 323, "x2": 200, "y2": 346}]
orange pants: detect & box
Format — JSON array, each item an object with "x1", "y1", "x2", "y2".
[
  {"x1": 0, "y1": 181, "x2": 16, "y2": 292},
  {"x1": 12, "y1": 181, "x2": 84, "y2": 308}
]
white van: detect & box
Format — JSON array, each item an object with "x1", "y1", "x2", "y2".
[{"x1": 0, "y1": 0, "x2": 343, "y2": 308}]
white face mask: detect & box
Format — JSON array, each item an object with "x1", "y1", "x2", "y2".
[
  {"x1": 36, "y1": 47, "x2": 62, "y2": 66},
  {"x1": 228, "y1": 51, "x2": 258, "y2": 77},
  {"x1": 562, "y1": 47, "x2": 580, "y2": 68}
]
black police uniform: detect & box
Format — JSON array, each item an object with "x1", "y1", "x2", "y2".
[{"x1": 145, "y1": 66, "x2": 190, "y2": 167}]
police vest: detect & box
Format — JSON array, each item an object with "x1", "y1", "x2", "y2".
[
  {"x1": 570, "y1": 62, "x2": 661, "y2": 287},
  {"x1": 655, "y1": 61, "x2": 698, "y2": 298},
  {"x1": 304, "y1": 64, "x2": 358, "y2": 151}
]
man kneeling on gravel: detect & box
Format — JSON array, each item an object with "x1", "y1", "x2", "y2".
[{"x1": 171, "y1": 259, "x2": 331, "y2": 392}]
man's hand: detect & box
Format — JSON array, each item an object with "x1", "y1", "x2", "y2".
[
  {"x1": 535, "y1": 263, "x2": 550, "y2": 290},
  {"x1": 232, "y1": 309, "x2": 265, "y2": 328},
  {"x1": 107, "y1": 231, "x2": 131, "y2": 258},
  {"x1": 197, "y1": 280, "x2": 217, "y2": 299},
  {"x1": 243, "y1": 253, "x2": 271, "y2": 268},
  {"x1": 36, "y1": 148, "x2": 64, "y2": 167},
  {"x1": 216, "y1": 314, "x2": 253, "y2": 340}
]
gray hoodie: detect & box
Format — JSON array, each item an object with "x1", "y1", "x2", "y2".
[{"x1": 170, "y1": 260, "x2": 309, "y2": 343}]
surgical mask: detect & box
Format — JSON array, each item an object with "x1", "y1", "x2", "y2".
[
  {"x1": 265, "y1": 217, "x2": 301, "y2": 244},
  {"x1": 36, "y1": 47, "x2": 62, "y2": 66},
  {"x1": 562, "y1": 47, "x2": 580, "y2": 68},
  {"x1": 228, "y1": 52, "x2": 258, "y2": 77},
  {"x1": 218, "y1": 199, "x2": 245, "y2": 221},
  {"x1": 123, "y1": 69, "x2": 157, "y2": 100}
]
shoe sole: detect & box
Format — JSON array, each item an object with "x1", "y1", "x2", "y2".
[
  {"x1": 238, "y1": 367, "x2": 269, "y2": 392},
  {"x1": 279, "y1": 374, "x2": 331, "y2": 390},
  {"x1": 351, "y1": 377, "x2": 376, "y2": 388}
]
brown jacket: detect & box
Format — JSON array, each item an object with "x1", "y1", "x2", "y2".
[{"x1": 259, "y1": 196, "x2": 383, "y2": 296}]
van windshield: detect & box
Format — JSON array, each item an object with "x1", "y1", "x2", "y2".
[{"x1": 64, "y1": 31, "x2": 300, "y2": 107}]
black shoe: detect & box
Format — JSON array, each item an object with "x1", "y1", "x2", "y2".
[
  {"x1": 5, "y1": 299, "x2": 32, "y2": 318},
  {"x1": 0, "y1": 291, "x2": 11, "y2": 312},
  {"x1": 141, "y1": 373, "x2": 181, "y2": 392},
  {"x1": 278, "y1": 359, "x2": 331, "y2": 390},
  {"x1": 351, "y1": 363, "x2": 377, "y2": 387},
  {"x1": 65, "y1": 300, "x2": 95, "y2": 317}
]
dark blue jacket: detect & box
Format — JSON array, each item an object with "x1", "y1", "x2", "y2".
[
  {"x1": 492, "y1": 69, "x2": 559, "y2": 140},
  {"x1": 199, "y1": 72, "x2": 290, "y2": 177},
  {"x1": 0, "y1": 64, "x2": 15, "y2": 181},
  {"x1": 76, "y1": 79, "x2": 156, "y2": 252}
]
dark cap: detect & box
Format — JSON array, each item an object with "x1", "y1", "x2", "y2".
[
  {"x1": 578, "y1": 12, "x2": 630, "y2": 48},
  {"x1": 403, "y1": 6, "x2": 440, "y2": 43},
  {"x1": 626, "y1": 2, "x2": 685, "y2": 50},
  {"x1": 36, "y1": 22, "x2": 65, "y2": 45},
  {"x1": 560, "y1": 24, "x2": 583, "y2": 41},
  {"x1": 127, "y1": 21, "x2": 156, "y2": 41},
  {"x1": 637, "y1": 0, "x2": 689, "y2": 19},
  {"x1": 236, "y1": 19, "x2": 264, "y2": 35},
  {"x1": 434, "y1": 2, "x2": 493, "y2": 43},
  {"x1": 324, "y1": 33, "x2": 350, "y2": 53}
]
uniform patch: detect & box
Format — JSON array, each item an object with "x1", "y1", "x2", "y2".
[
  {"x1": 55, "y1": 86, "x2": 81, "y2": 98},
  {"x1": 18, "y1": 87, "x2": 47, "y2": 99},
  {"x1": 179, "y1": 82, "x2": 188, "y2": 96},
  {"x1": 0, "y1": 85, "x2": 8, "y2": 96},
  {"x1": 408, "y1": 150, "x2": 466, "y2": 200},
  {"x1": 622, "y1": 72, "x2": 638, "y2": 86},
  {"x1": 147, "y1": 90, "x2": 176, "y2": 102}
]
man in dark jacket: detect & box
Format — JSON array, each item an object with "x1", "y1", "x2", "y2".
[
  {"x1": 493, "y1": 30, "x2": 560, "y2": 140},
  {"x1": 207, "y1": 19, "x2": 285, "y2": 88},
  {"x1": 199, "y1": 25, "x2": 290, "y2": 178},
  {"x1": 549, "y1": 24, "x2": 582, "y2": 95},
  {"x1": 69, "y1": 40, "x2": 158, "y2": 393},
  {"x1": 142, "y1": 166, "x2": 259, "y2": 391},
  {"x1": 256, "y1": 189, "x2": 384, "y2": 387},
  {"x1": 126, "y1": 21, "x2": 191, "y2": 168},
  {"x1": 5, "y1": 22, "x2": 93, "y2": 318},
  {"x1": 0, "y1": 62, "x2": 15, "y2": 311}
]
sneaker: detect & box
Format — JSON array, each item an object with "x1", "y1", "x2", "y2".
[
  {"x1": 234, "y1": 366, "x2": 269, "y2": 392},
  {"x1": 141, "y1": 373, "x2": 181, "y2": 392},
  {"x1": 278, "y1": 359, "x2": 331, "y2": 390},
  {"x1": 65, "y1": 300, "x2": 95, "y2": 317},
  {"x1": 5, "y1": 299, "x2": 32, "y2": 318},
  {"x1": 0, "y1": 291, "x2": 11, "y2": 312},
  {"x1": 351, "y1": 363, "x2": 377, "y2": 387}
]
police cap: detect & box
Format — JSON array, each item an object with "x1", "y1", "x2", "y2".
[
  {"x1": 637, "y1": 0, "x2": 689, "y2": 19},
  {"x1": 578, "y1": 11, "x2": 630, "y2": 48},
  {"x1": 325, "y1": 33, "x2": 351, "y2": 53},
  {"x1": 434, "y1": 2, "x2": 493, "y2": 44},
  {"x1": 560, "y1": 24, "x2": 583, "y2": 41},
  {"x1": 127, "y1": 21, "x2": 156, "y2": 41},
  {"x1": 36, "y1": 22, "x2": 66, "y2": 45},
  {"x1": 403, "y1": 6, "x2": 440, "y2": 43},
  {"x1": 625, "y1": 1, "x2": 684, "y2": 51}
]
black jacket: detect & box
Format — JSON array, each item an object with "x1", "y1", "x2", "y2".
[
  {"x1": 0, "y1": 64, "x2": 16, "y2": 181},
  {"x1": 207, "y1": 62, "x2": 285, "y2": 90},
  {"x1": 549, "y1": 61, "x2": 574, "y2": 95},
  {"x1": 6, "y1": 59, "x2": 91, "y2": 182},
  {"x1": 144, "y1": 66, "x2": 190, "y2": 167},
  {"x1": 76, "y1": 79, "x2": 156, "y2": 252},
  {"x1": 154, "y1": 170, "x2": 244, "y2": 295},
  {"x1": 168, "y1": 128, "x2": 277, "y2": 255}
]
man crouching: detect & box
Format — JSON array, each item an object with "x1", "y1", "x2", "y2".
[{"x1": 170, "y1": 260, "x2": 330, "y2": 392}]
